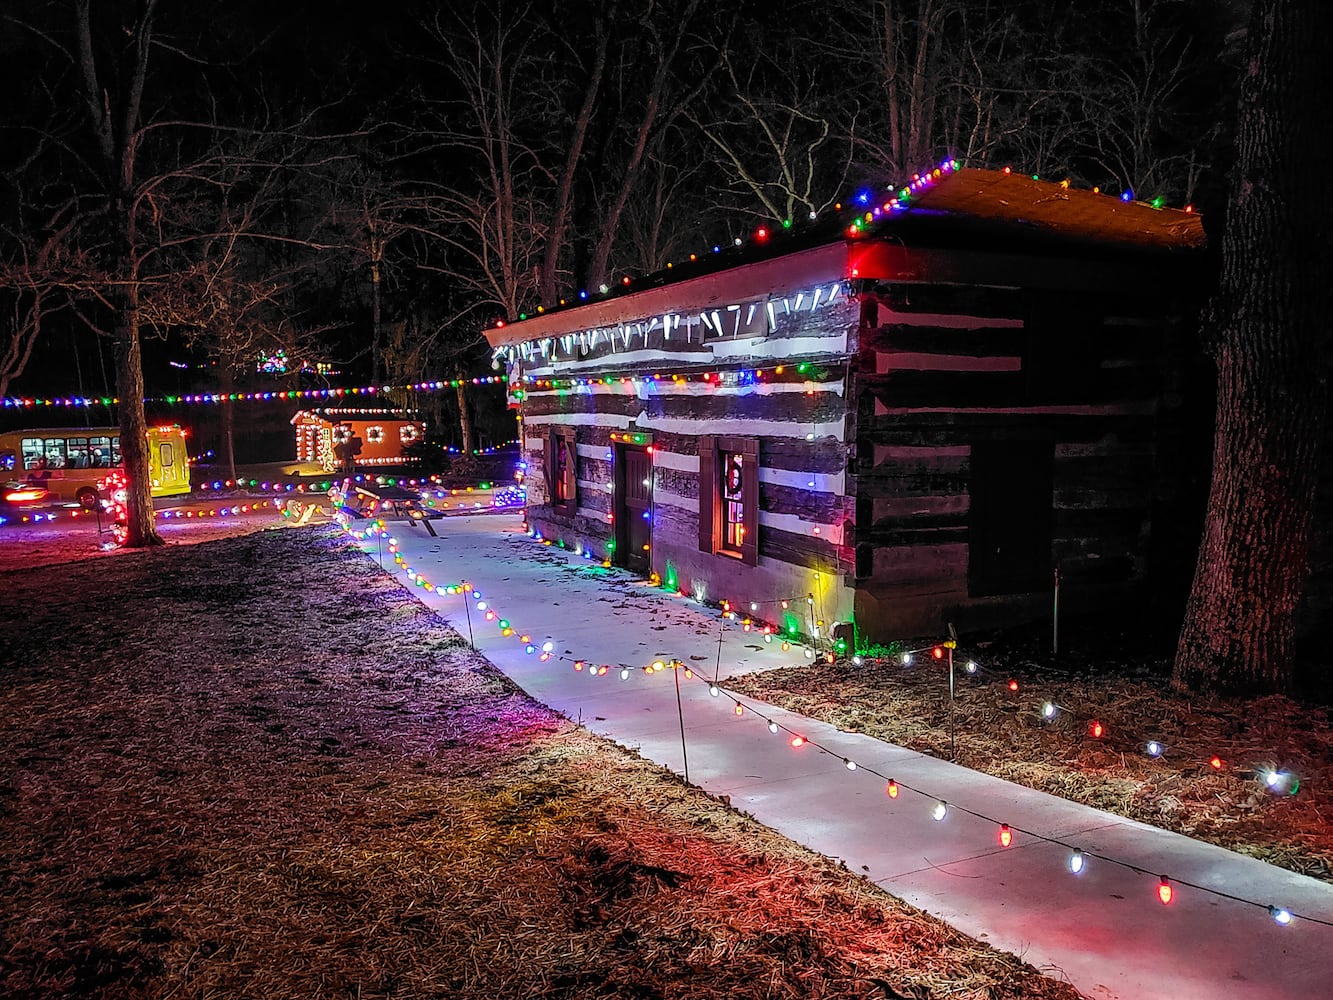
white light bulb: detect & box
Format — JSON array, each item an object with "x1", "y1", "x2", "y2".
[
  {"x1": 1042, "y1": 702, "x2": 1056, "y2": 719},
  {"x1": 1269, "y1": 906, "x2": 1293, "y2": 925},
  {"x1": 620, "y1": 667, "x2": 630, "y2": 680},
  {"x1": 768, "y1": 721, "x2": 779, "y2": 734},
  {"x1": 542, "y1": 641, "x2": 554, "y2": 653},
  {"x1": 844, "y1": 759, "x2": 856, "y2": 771},
  {"x1": 1069, "y1": 851, "x2": 1085, "y2": 874},
  {"x1": 1146, "y1": 741, "x2": 1163, "y2": 757},
  {"x1": 966, "y1": 661, "x2": 978, "y2": 674},
  {"x1": 902, "y1": 653, "x2": 913, "y2": 666},
  {"x1": 851, "y1": 655, "x2": 864, "y2": 666},
  {"x1": 709, "y1": 684, "x2": 720, "y2": 697},
  {"x1": 932, "y1": 801, "x2": 947, "y2": 822}
]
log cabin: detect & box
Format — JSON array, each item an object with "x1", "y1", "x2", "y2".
[{"x1": 483, "y1": 165, "x2": 1206, "y2": 647}]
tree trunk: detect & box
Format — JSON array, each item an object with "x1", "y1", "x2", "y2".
[
  {"x1": 456, "y1": 381, "x2": 474, "y2": 455},
  {"x1": 586, "y1": 0, "x2": 699, "y2": 291},
  {"x1": 370, "y1": 255, "x2": 382, "y2": 385},
  {"x1": 1172, "y1": 0, "x2": 1333, "y2": 695},
  {"x1": 116, "y1": 279, "x2": 163, "y2": 547},
  {"x1": 219, "y1": 359, "x2": 238, "y2": 483},
  {"x1": 540, "y1": 19, "x2": 607, "y2": 306}
]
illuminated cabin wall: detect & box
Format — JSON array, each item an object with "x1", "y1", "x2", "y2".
[
  {"x1": 849, "y1": 276, "x2": 1193, "y2": 638},
  {"x1": 503, "y1": 241, "x2": 1196, "y2": 645},
  {"x1": 516, "y1": 279, "x2": 859, "y2": 636}
]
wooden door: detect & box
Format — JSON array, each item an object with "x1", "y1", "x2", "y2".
[{"x1": 615, "y1": 444, "x2": 652, "y2": 574}]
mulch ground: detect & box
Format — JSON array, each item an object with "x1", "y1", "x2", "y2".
[
  {"x1": 0, "y1": 525, "x2": 1081, "y2": 1000},
  {"x1": 726, "y1": 630, "x2": 1333, "y2": 883}
]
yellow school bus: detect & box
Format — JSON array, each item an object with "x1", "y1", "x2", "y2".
[{"x1": 0, "y1": 425, "x2": 191, "y2": 504}]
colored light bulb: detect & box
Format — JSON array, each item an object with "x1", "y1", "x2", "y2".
[
  {"x1": 999, "y1": 825, "x2": 1012, "y2": 848},
  {"x1": 886, "y1": 780, "x2": 899, "y2": 798},
  {"x1": 1157, "y1": 877, "x2": 1173, "y2": 905}
]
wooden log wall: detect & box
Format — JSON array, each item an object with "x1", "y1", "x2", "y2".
[
  {"x1": 515, "y1": 282, "x2": 859, "y2": 632},
  {"x1": 850, "y1": 279, "x2": 1182, "y2": 639}
]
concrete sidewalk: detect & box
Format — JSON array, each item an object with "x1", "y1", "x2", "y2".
[{"x1": 351, "y1": 512, "x2": 1333, "y2": 1000}]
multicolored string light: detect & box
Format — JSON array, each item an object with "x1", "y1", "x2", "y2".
[
  {"x1": 0, "y1": 376, "x2": 508, "y2": 410},
  {"x1": 342, "y1": 512, "x2": 1325, "y2": 931},
  {"x1": 851, "y1": 642, "x2": 1303, "y2": 796},
  {"x1": 488, "y1": 158, "x2": 1193, "y2": 332}
]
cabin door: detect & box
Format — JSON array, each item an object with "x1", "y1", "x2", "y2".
[
  {"x1": 615, "y1": 444, "x2": 652, "y2": 575},
  {"x1": 968, "y1": 440, "x2": 1053, "y2": 596}
]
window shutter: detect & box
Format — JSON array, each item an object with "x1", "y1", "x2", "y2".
[
  {"x1": 697, "y1": 435, "x2": 716, "y2": 553},
  {"x1": 740, "y1": 437, "x2": 759, "y2": 566},
  {"x1": 543, "y1": 430, "x2": 555, "y2": 506},
  {"x1": 560, "y1": 427, "x2": 577, "y2": 513}
]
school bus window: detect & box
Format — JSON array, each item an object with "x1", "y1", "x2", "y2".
[
  {"x1": 44, "y1": 440, "x2": 67, "y2": 468},
  {"x1": 67, "y1": 438, "x2": 90, "y2": 469},
  {"x1": 89, "y1": 437, "x2": 112, "y2": 467},
  {"x1": 21, "y1": 438, "x2": 42, "y2": 469},
  {"x1": 160, "y1": 442, "x2": 174, "y2": 469}
]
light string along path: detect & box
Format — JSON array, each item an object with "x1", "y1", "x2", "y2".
[{"x1": 338, "y1": 510, "x2": 1331, "y2": 932}]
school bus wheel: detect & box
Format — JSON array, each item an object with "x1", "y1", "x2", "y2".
[{"x1": 76, "y1": 486, "x2": 101, "y2": 509}]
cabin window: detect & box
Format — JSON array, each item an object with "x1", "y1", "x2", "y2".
[
  {"x1": 720, "y1": 450, "x2": 747, "y2": 555},
  {"x1": 546, "y1": 426, "x2": 577, "y2": 515},
  {"x1": 698, "y1": 435, "x2": 759, "y2": 566}
]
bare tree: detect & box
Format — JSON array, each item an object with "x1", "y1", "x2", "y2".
[
  {"x1": 0, "y1": 226, "x2": 84, "y2": 400},
  {"x1": 692, "y1": 53, "x2": 853, "y2": 223}
]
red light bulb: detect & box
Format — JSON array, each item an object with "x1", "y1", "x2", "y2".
[
  {"x1": 1008, "y1": 679, "x2": 1019, "y2": 692},
  {"x1": 1157, "y1": 877, "x2": 1173, "y2": 905},
  {"x1": 932, "y1": 646, "x2": 944, "y2": 659},
  {"x1": 790, "y1": 735, "x2": 805, "y2": 748},
  {"x1": 886, "y1": 780, "x2": 899, "y2": 798},
  {"x1": 999, "y1": 824, "x2": 1012, "y2": 848},
  {"x1": 1090, "y1": 720, "x2": 1104, "y2": 738}
]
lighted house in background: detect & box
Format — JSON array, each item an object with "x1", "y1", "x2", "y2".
[
  {"x1": 484, "y1": 166, "x2": 1206, "y2": 645},
  {"x1": 291, "y1": 407, "x2": 424, "y2": 472}
]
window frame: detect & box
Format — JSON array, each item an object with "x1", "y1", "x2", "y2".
[
  {"x1": 545, "y1": 425, "x2": 578, "y2": 516},
  {"x1": 697, "y1": 435, "x2": 759, "y2": 566}
]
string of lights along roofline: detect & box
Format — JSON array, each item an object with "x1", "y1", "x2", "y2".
[
  {"x1": 488, "y1": 157, "x2": 1198, "y2": 330},
  {"x1": 11, "y1": 160, "x2": 1201, "y2": 411},
  {"x1": 338, "y1": 516, "x2": 1326, "y2": 934}
]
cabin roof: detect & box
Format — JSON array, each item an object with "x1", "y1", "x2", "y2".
[{"x1": 484, "y1": 166, "x2": 1204, "y2": 349}]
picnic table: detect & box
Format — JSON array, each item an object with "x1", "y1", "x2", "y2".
[{"x1": 334, "y1": 479, "x2": 442, "y2": 536}]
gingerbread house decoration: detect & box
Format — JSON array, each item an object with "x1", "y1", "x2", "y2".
[{"x1": 291, "y1": 408, "x2": 425, "y2": 472}]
